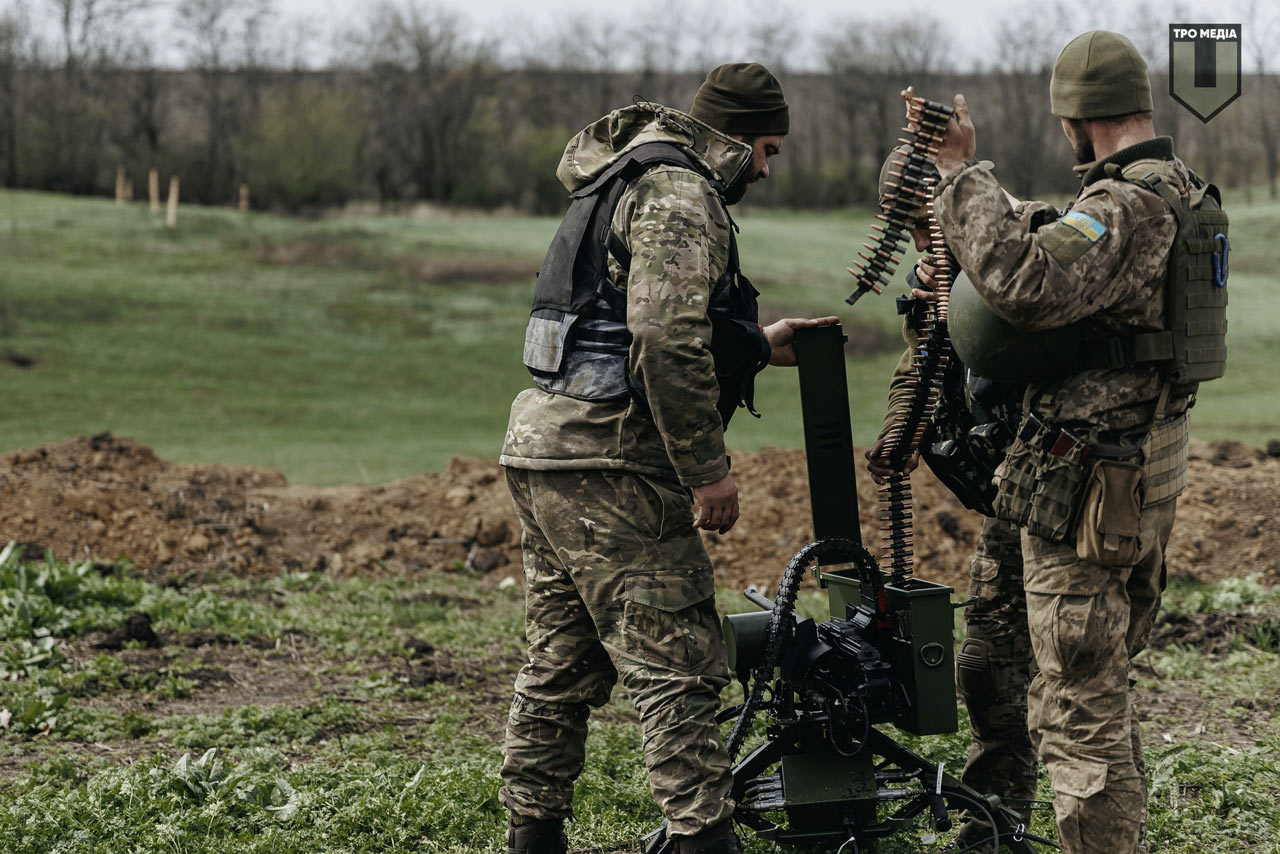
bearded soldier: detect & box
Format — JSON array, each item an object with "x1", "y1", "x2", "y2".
[
  {"x1": 930, "y1": 31, "x2": 1227, "y2": 854},
  {"x1": 499, "y1": 63, "x2": 836, "y2": 854}
]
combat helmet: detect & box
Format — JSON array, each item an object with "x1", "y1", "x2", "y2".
[{"x1": 948, "y1": 270, "x2": 1082, "y2": 383}]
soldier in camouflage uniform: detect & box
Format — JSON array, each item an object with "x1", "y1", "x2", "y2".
[
  {"x1": 865, "y1": 147, "x2": 1038, "y2": 847},
  {"x1": 500, "y1": 63, "x2": 836, "y2": 854},
  {"x1": 929, "y1": 32, "x2": 1203, "y2": 854}
]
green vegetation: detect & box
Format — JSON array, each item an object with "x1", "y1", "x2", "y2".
[
  {"x1": 3, "y1": 188, "x2": 1274, "y2": 484},
  {"x1": 2, "y1": 547, "x2": 1279, "y2": 852}
]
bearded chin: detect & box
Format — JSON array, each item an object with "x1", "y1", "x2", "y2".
[{"x1": 1074, "y1": 139, "x2": 1096, "y2": 165}]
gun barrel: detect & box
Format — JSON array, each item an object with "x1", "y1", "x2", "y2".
[{"x1": 744, "y1": 586, "x2": 777, "y2": 611}]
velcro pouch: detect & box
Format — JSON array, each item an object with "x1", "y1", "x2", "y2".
[
  {"x1": 1025, "y1": 443, "x2": 1089, "y2": 543},
  {"x1": 992, "y1": 419, "x2": 1048, "y2": 526},
  {"x1": 1075, "y1": 459, "x2": 1145, "y2": 566}
]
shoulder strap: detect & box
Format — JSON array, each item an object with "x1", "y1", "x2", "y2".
[
  {"x1": 1079, "y1": 165, "x2": 1183, "y2": 371},
  {"x1": 533, "y1": 142, "x2": 710, "y2": 315},
  {"x1": 591, "y1": 142, "x2": 727, "y2": 276}
]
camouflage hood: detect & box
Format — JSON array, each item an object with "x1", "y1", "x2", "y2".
[{"x1": 557, "y1": 104, "x2": 755, "y2": 196}]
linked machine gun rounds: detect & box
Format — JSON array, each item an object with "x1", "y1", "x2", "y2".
[
  {"x1": 640, "y1": 325, "x2": 1053, "y2": 854},
  {"x1": 845, "y1": 95, "x2": 953, "y2": 307}
]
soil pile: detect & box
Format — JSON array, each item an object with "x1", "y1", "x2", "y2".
[{"x1": 1, "y1": 432, "x2": 1278, "y2": 592}]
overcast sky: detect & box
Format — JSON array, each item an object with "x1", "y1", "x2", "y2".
[
  {"x1": 263, "y1": 0, "x2": 1273, "y2": 71},
  {"x1": 10, "y1": 0, "x2": 1275, "y2": 72}
]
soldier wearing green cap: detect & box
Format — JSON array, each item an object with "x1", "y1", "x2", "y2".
[
  {"x1": 499, "y1": 63, "x2": 836, "y2": 854},
  {"x1": 927, "y1": 30, "x2": 1220, "y2": 854}
]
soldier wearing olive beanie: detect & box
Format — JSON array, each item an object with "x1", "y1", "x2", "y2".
[
  {"x1": 924, "y1": 28, "x2": 1215, "y2": 854},
  {"x1": 501, "y1": 58, "x2": 829, "y2": 854}
]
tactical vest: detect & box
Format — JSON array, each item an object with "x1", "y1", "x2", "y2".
[
  {"x1": 948, "y1": 160, "x2": 1229, "y2": 386},
  {"x1": 1080, "y1": 160, "x2": 1229, "y2": 383},
  {"x1": 522, "y1": 142, "x2": 771, "y2": 428}
]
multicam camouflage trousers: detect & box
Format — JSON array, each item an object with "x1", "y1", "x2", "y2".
[
  {"x1": 498, "y1": 467, "x2": 735, "y2": 838},
  {"x1": 955, "y1": 516, "x2": 1038, "y2": 843},
  {"x1": 1023, "y1": 498, "x2": 1176, "y2": 854}
]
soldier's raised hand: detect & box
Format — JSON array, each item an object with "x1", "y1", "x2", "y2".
[{"x1": 935, "y1": 94, "x2": 976, "y2": 177}]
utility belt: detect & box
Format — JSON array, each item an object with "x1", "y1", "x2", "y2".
[{"x1": 992, "y1": 410, "x2": 1189, "y2": 565}]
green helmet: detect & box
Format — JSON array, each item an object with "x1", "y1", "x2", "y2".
[
  {"x1": 948, "y1": 270, "x2": 1082, "y2": 383},
  {"x1": 878, "y1": 144, "x2": 934, "y2": 207},
  {"x1": 1050, "y1": 30, "x2": 1153, "y2": 119}
]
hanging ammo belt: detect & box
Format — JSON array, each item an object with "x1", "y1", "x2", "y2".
[{"x1": 846, "y1": 94, "x2": 956, "y2": 584}]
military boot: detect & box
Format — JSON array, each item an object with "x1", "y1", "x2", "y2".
[
  {"x1": 507, "y1": 817, "x2": 567, "y2": 854},
  {"x1": 672, "y1": 821, "x2": 741, "y2": 854}
]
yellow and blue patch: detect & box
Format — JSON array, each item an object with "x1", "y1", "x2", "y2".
[{"x1": 1059, "y1": 210, "x2": 1107, "y2": 242}]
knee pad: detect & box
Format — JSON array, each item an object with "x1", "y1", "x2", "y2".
[{"x1": 956, "y1": 637, "x2": 995, "y2": 705}]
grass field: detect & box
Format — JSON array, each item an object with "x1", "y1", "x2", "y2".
[
  {"x1": 2, "y1": 188, "x2": 1280, "y2": 849},
  {"x1": 2, "y1": 188, "x2": 1276, "y2": 483},
  {"x1": 2, "y1": 548, "x2": 1279, "y2": 853}
]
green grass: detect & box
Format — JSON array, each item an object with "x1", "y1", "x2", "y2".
[
  {"x1": 5, "y1": 188, "x2": 1271, "y2": 483},
  {"x1": 3, "y1": 550, "x2": 1279, "y2": 852}
]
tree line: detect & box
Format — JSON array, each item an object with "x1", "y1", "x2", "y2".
[{"x1": 1, "y1": 0, "x2": 1276, "y2": 213}]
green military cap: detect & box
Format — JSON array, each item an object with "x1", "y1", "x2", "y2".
[
  {"x1": 1051, "y1": 30, "x2": 1153, "y2": 119},
  {"x1": 690, "y1": 62, "x2": 790, "y2": 136}
]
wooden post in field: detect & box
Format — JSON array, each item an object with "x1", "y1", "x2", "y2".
[
  {"x1": 238, "y1": 183, "x2": 250, "y2": 213},
  {"x1": 115, "y1": 166, "x2": 126, "y2": 205},
  {"x1": 166, "y1": 175, "x2": 180, "y2": 229},
  {"x1": 124, "y1": 178, "x2": 134, "y2": 202},
  {"x1": 149, "y1": 168, "x2": 161, "y2": 214}
]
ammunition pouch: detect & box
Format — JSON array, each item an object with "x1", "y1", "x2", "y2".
[
  {"x1": 995, "y1": 407, "x2": 1189, "y2": 554},
  {"x1": 1075, "y1": 458, "x2": 1145, "y2": 566},
  {"x1": 993, "y1": 414, "x2": 1092, "y2": 543}
]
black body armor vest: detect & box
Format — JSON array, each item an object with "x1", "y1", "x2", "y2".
[{"x1": 522, "y1": 142, "x2": 771, "y2": 428}]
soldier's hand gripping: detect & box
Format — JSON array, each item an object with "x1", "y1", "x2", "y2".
[
  {"x1": 692, "y1": 473, "x2": 739, "y2": 534},
  {"x1": 864, "y1": 436, "x2": 920, "y2": 485},
  {"x1": 934, "y1": 93, "x2": 975, "y2": 177},
  {"x1": 911, "y1": 258, "x2": 942, "y2": 302},
  {"x1": 763, "y1": 316, "x2": 840, "y2": 367}
]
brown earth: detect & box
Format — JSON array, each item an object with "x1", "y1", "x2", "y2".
[{"x1": 1, "y1": 432, "x2": 1278, "y2": 594}]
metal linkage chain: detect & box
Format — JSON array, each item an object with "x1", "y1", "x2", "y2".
[
  {"x1": 849, "y1": 94, "x2": 957, "y2": 583},
  {"x1": 845, "y1": 97, "x2": 952, "y2": 306},
  {"x1": 725, "y1": 538, "x2": 870, "y2": 762}
]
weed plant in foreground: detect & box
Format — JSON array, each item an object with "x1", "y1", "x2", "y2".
[{"x1": 2, "y1": 547, "x2": 1279, "y2": 852}]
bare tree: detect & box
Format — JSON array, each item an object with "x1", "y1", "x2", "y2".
[
  {"x1": 354, "y1": 0, "x2": 496, "y2": 203},
  {"x1": 986, "y1": 2, "x2": 1077, "y2": 199},
  {"x1": 742, "y1": 0, "x2": 800, "y2": 72},
  {"x1": 1243, "y1": 0, "x2": 1279, "y2": 198},
  {"x1": 0, "y1": 3, "x2": 29, "y2": 187},
  {"x1": 821, "y1": 16, "x2": 950, "y2": 201},
  {"x1": 27, "y1": 0, "x2": 149, "y2": 192},
  {"x1": 173, "y1": 0, "x2": 273, "y2": 202}
]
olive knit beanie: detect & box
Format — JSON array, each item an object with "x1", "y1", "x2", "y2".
[
  {"x1": 690, "y1": 62, "x2": 790, "y2": 136},
  {"x1": 1050, "y1": 30, "x2": 1154, "y2": 119}
]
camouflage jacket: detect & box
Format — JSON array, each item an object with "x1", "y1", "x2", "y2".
[
  {"x1": 500, "y1": 105, "x2": 756, "y2": 488},
  {"x1": 934, "y1": 137, "x2": 1193, "y2": 437}
]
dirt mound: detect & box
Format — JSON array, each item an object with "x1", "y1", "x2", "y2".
[{"x1": 1, "y1": 433, "x2": 1278, "y2": 592}]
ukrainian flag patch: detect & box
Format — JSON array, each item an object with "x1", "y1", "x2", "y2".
[{"x1": 1059, "y1": 210, "x2": 1107, "y2": 242}]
